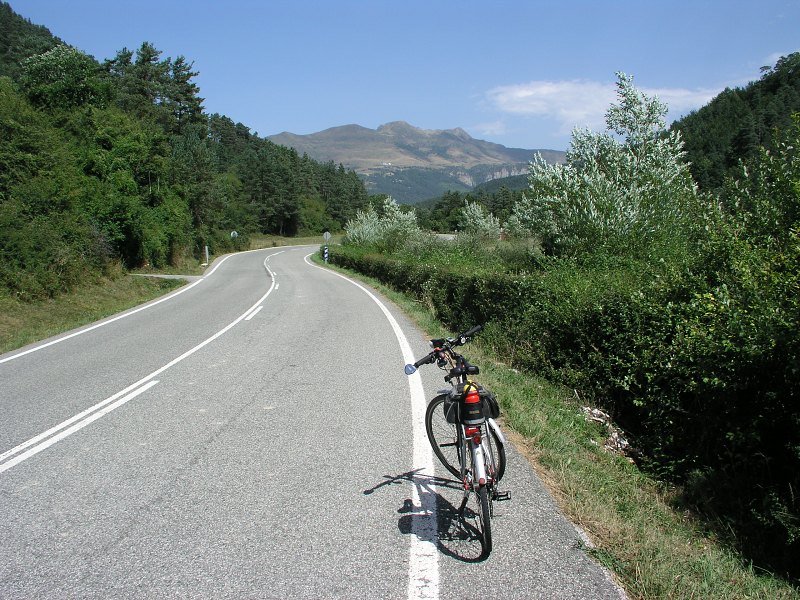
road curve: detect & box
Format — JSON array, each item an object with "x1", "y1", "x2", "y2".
[{"x1": 0, "y1": 246, "x2": 625, "y2": 599}]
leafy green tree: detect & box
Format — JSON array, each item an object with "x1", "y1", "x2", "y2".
[
  {"x1": 343, "y1": 196, "x2": 419, "y2": 250},
  {"x1": 504, "y1": 194, "x2": 537, "y2": 238},
  {"x1": 169, "y1": 122, "x2": 215, "y2": 250},
  {"x1": 457, "y1": 200, "x2": 500, "y2": 239},
  {"x1": 298, "y1": 195, "x2": 339, "y2": 236},
  {"x1": 162, "y1": 55, "x2": 204, "y2": 134},
  {"x1": 0, "y1": 1, "x2": 61, "y2": 80},
  {"x1": 20, "y1": 44, "x2": 108, "y2": 109},
  {"x1": 723, "y1": 114, "x2": 800, "y2": 250},
  {"x1": 103, "y1": 41, "x2": 198, "y2": 130}
]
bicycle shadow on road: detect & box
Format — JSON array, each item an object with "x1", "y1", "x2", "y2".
[{"x1": 363, "y1": 469, "x2": 486, "y2": 563}]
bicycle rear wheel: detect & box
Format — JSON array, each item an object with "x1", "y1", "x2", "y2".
[
  {"x1": 459, "y1": 479, "x2": 493, "y2": 558},
  {"x1": 426, "y1": 395, "x2": 507, "y2": 482},
  {"x1": 476, "y1": 484, "x2": 492, "y2": 556},
  {"x1": 425, "y1": 394, "x2": 462, "y2": 479},
  {"x1": 483, "y1": 421, "x2": 506, "y2": 483}
]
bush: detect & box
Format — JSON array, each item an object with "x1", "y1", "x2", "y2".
[
  {"x1": 342, "y1": 196, "x2": 421, "y2": 252},
  {"x1": 525, "y1": 73, "x2": 698, "y2": 260}
]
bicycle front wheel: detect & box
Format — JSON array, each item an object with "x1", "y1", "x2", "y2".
[{"x1": 425, "y1": 394, "x2": 462, "y2": 479}]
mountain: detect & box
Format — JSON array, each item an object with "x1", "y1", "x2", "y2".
[
  {"x1": 0, "y1": 1, "x2": 63, "y2": 80},
  {"x1": 268, "y1": 121, "x2": 564, "y2": 203}
]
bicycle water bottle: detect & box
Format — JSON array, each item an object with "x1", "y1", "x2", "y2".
[{"x1": 461, "y1": 382, "x2": 485, "y2": 425}]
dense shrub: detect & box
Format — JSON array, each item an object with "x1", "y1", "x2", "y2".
[
  {"x1": 527, "y1": 73, "x2": 699, "y2": 260},
  {"x1": 342, "y1": 196, "x2": 422, "y2": 252}
]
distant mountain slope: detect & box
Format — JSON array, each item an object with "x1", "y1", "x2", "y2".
[
  {"x1": 474, "y1": 173, "x2": 529, "y2": 194},
  {"x1": 0, "y1": 1, "x2": 63, "y2": 79},
  {"x1": 671, "y1": 52, "x2": 800, "y2": 190},
  {"x1": 268, "y1": 121, "x2": 558, "y2": 171},
  {"x1": 268, "y1": 121, "x2": 564, "y2": 203}
]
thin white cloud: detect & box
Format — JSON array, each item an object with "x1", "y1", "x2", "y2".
[
  {"x1": 763, "y1": 51, "x2": 791, "y2": 67},
  {"x1": 486, "y1": 79, "x2": 722, "y2": 134},
  {"x1": 647, "y1": 87, "x2": 720, "y2": 114},
  {"x1": 472, "y1": 119, "x2": 509, "y2": 137},
  {"x1": 487, "y1": 80, "x2": 614, "y2": 132}
]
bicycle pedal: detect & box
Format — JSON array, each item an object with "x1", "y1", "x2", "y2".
[{"x1": 494, "y1": 490, "x2": 511, "y2": 501}]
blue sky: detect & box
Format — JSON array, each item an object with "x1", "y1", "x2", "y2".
[{"x1": 10, "y1": 0, "x2": 800, "y2": 150}]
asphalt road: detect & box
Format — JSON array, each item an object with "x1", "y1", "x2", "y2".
[{"x1": 0, "y1": 246, "x2": 625, "y2": 599}]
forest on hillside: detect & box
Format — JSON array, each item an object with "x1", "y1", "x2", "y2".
[
  {"x1": 0, "y1": 2, "x2": 369, "y2": 300},
  {"x1": 672, "y1": 52, "x2": 800, "y2": 190}
]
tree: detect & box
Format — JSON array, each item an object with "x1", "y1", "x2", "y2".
[
  {"x1": 343, "y1": 196, "x2": 419, "y2": 250},
  {"x1": 20, "y1": 44, "x2": 108, "y2": 109},
  {"x1": 0, "y1": 1, "x2": 61, "y2": 80},
  {"x1": 526, "y1": 72, "x2": 698, "y2": 259},
  {"x1": 504, "y1": 194, "x2": 537, "y2": 238},
  {"x1": 673, "y1": 53, "x2": 800, "y2": 191},
  {"x1": 457, "y1": 200, "x2": 500, "y2": 240},
  {"x1": 161, "y1": 55, "x2": 204, "y2": 134}
]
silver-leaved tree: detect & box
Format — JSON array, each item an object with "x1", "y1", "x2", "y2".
[{"x1": 525, "y1": 72, "x2": 698, "y2": 259}]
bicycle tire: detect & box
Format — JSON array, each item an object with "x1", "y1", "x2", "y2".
[
  {"x1": 425, "y1": 394, "x2": 462, "y2": 479},
  {"x1": 484, "y1": 421, "x2": 506, "y2": 483},
  {"x1": 426, "y1": 395, "x2": 507, "y2": 482},
  {"x1": 477, "y1": 484, "x2": 492, "y2": 556}
]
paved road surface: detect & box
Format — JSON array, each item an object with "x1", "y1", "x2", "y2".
[{"x1": 0, "y1": 246, "x2": 625, "y2": 599}]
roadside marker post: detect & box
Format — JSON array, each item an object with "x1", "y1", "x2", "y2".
[{"x1": 323, "y1": 231, "x2": 331, "y2": 263}]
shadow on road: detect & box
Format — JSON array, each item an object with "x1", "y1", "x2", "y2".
[{"x1": 363, "y1": 469, "x2": 487, "y2": 563}]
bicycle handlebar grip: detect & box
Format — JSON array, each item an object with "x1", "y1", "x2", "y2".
[
  {"x1": 463, "y1": 324, "x2": 483, "y2": 338},
  {"x1": 414, "y1": 353, "x2": 434, "y2": 368},
  {"x1": 405, "y1": 351, "x2": 434, "y2": 375}
]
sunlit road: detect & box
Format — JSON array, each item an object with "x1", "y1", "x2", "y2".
[{"x1": 0, "y1": 246, "x2": 624, "y2": 599}]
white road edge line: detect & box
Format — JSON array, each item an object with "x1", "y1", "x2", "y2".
[
  {"x1": 303, "y1": 253, "x2": 439, "y2": 600},
  {"x1": 0, "y1": 246, "x2": 295, "y2": 365},
  {"x1": 0, "y1": 254, "x2": 279, "y2": 474},
  {"x1": 0, "y1": 254, "x2": 237, "y2": 366}
]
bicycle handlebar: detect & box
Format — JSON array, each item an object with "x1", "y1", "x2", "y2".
[{"x1": 404, "y1": 325, "x2": 483, "y2": 375}]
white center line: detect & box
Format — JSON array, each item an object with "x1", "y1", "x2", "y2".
[
  {"x1": 0, "y1": 380, "x2": 160, "y2": 473},
  {"x1": 245, "y1": 306, "x2": 264, "y2": 321}
]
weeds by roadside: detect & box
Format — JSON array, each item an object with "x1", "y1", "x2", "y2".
[{"x1": 0, "y1": 276, "x2": 184, "y2": 355}]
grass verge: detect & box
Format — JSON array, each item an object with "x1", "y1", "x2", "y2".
[
  {"x1": 0, "y1": 275, "x2": 184, "y2": 355},
  {"x1": 311, "y1": 251, "x2": 799, "y2": 600}
]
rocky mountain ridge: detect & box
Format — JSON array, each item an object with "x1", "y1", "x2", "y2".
[
  {"x1": 268, "y1": 121, "x2": 560, "y2": 172},
  {"x1": 267, "y1": 121, "x2": 564, "y2": 202}
]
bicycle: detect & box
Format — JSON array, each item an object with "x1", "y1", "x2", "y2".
[{"x1": 405, "y1": 325, "x2": 509, "y2": 558}]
